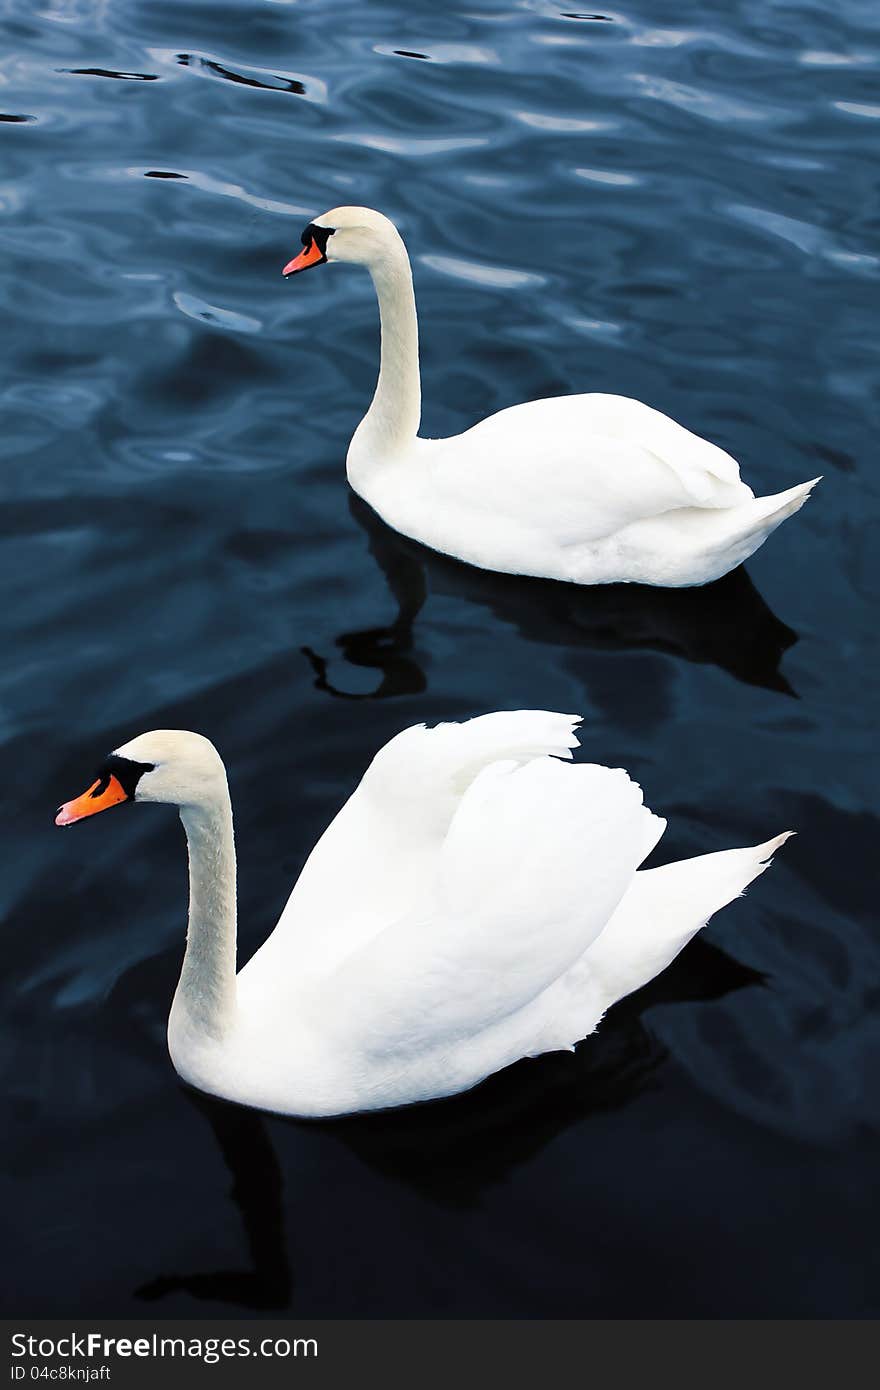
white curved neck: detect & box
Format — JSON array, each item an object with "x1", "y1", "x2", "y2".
[
  {"x1": 170, "y1": 793, "x2": 238, "y2": 1045},
  {"x1": 350, "y1": 235, "x2": 421, "y2": 468}
]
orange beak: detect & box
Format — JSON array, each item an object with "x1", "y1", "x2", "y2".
[
  {"x1": 282, "y1": 239, "x2": 325, "y2": 277},
  {"x1": 55, "y1": 774, "x2": 130, "y2": 827}
]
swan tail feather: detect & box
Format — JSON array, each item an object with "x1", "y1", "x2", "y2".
[
  {"x1": 583, "y1": 830, "x2": 794, "y2": 1008},
  {"x1": 650, "y1": 476, "x2": 820, "y2": 585},
  {"x1": 742, "y1": 476, "x2": 820, "y2": 530}
]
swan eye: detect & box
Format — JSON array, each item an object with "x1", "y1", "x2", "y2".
[
  {"x1": 97, "y1": 753, "x2": 156, "y2": 800},
  {"x1": 300, "y1": 222, "x2": 334, "y2": 255}
]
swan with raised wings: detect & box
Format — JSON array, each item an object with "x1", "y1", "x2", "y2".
[
  {"x1": 283, "y1": 207, "x2": 818, "y2": 588},
  {"x1": 55, "y1": 713, "x2": 790, "y2": 1117}
]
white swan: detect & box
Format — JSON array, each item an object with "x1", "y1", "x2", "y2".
[
  {"x1": 283, "y1": 207, "x2": 818, "y2": 588},
  {"x1": 55, "y1": 713, "x2": 790, "y2": 1117}
]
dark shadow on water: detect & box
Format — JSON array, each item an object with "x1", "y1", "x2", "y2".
[
  {"x1": 134, "y1": 938, "x2": 760, "y2": 1307},
  {"x1": 301, "y1": 498, "x2": 428, "y2": 700},
  {"x1": 302, "y1": 494, "x2": 798, "y2": 701},
  {"x1": 135, "y1": 1089, "x2": 292, "y2": 1310},
  {"x1": 322, "y1": 936, "x2": 762, "y2": 1204}
]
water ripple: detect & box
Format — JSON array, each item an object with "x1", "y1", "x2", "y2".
[
  {"x1": 632, "y1": 72, "x2": 786, "y2": 124},
  {"x1": 834, "y1": 99, "x2": 880, "y2": 119},
  {"x1": 421, "y1": 253, "x2": 546, "y2": 289},
  {"x1": 574, "y1": 166, "x2": 640, "y2": 186},
  {"x1": 332, "y1": 131, "x2": 490, "y2": 154},
  {"x1": 172, "y1": 292, "x2": 262, "y2": 334},
  {"x1": 167, "y1": 50, "x2": 326, "y2": 102}
]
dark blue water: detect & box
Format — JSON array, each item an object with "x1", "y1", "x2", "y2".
[{"x1": 2, "y1": 0, "x2": 878, "y2": 1317}]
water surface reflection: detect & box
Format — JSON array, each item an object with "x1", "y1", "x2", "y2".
[{"x1": 301, "y1": 494, "x2": 799, "y2": 702}]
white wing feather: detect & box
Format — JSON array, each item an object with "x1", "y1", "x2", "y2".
[
  {"x1": 427, "y1": 393, "x2": 753, "y2": 545},
  {"x1": 326, "y1": 755, "x2": 659, "y2": 1054},
  {"x1": 239, "y1": 712, "x2": 584, "y2": 993}
]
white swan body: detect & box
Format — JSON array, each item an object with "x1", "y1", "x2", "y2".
[
  {"x1": 57, "y1": 714, "x2": 791, "y2": 1118},
  {"x1": 283, "y1": 207, "x2": 818, "y2": 588}
]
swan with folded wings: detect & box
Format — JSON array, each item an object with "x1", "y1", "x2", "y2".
[
  {"x1": 55, "y1": 712, "x2": 790, "y2": 1116},
  {"x1": 283, "y1": 207, "x2": 818, "y2": 588}
]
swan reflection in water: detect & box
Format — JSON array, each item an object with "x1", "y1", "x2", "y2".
[
  {"x1": 136, "y1": 936, "x2": 761, "y2": 1309},
  {"x1": 302, "y1": 496, "x2": 799, "y2": 704}
]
